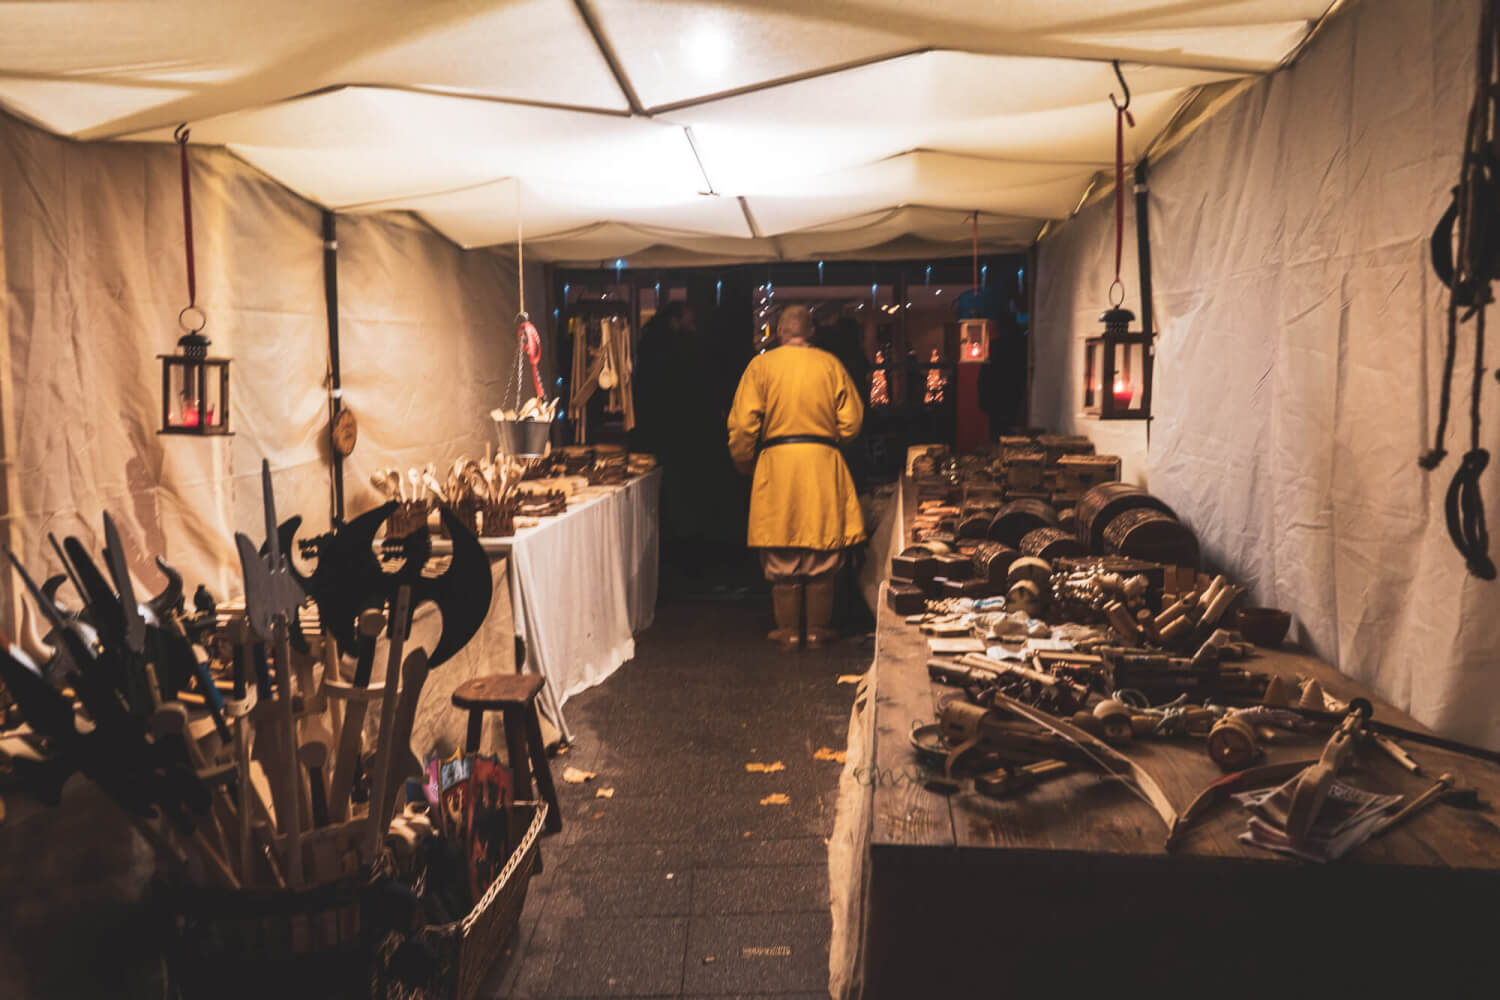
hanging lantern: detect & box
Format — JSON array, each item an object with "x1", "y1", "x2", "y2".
[
  {"x1": 958, "y1": 318, "x2": 993, "y2": 364},
  {"x1": 159, "y1": 126, "x2": 231, "y2": 436},
  {"x1": 159, "y1": 318, "x2": 231, "y2": 435},
  {"x1": 1083, "y1": 307, "x2": 1151, "y2": 420}
]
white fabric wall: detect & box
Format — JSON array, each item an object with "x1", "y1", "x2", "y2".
[
  {"x1": 0, "y1": 109, "x2": 547, "y2": 617},
  {"x1": 1034, "y1": 0, "x2": 1500, "y2": 748}
]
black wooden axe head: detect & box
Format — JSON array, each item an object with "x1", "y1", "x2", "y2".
[
  {"x1": 412, "y1": 505, "x2": 492, "y2": 668},
  {"x1": 147, "y1": 557, "x2": 185, "y2": 620},
  {"x1": 280, "y1": 501, "x2": 397, "y2": 656}
]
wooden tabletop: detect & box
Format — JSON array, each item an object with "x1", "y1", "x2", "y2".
[{"x1": 868, "y1": 479, "x2": 1500, "y2": 870}]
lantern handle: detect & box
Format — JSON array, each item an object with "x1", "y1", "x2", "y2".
[
  {"x1": 1109, "y1": 60, "x2": 1131, "y2": 112},
  {"x1": 1108, "y1": 279, "x2": 1126, "y2": 308},
  {"x1": 178, "y1": 305, "x2": 207, "y2": 334}
]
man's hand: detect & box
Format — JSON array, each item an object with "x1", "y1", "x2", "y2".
[{"x1": 734, "y1": 458, "x2": 755, "y2": 476}]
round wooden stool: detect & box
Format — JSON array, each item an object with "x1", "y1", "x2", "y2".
[{"x1": 450, "y1": 673, "x2": 563, "y2": 833}]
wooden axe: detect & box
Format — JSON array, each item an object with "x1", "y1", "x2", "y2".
[{"x1": 328, "y1": 608, "x2": 391, "y2": 821}]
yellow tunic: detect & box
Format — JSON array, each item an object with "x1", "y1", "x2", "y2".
[{"x1": 727, "y1": 345, "x2": 866, "y2": 550}]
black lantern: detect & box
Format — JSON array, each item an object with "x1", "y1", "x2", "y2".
[
  {"x1": 1083, "y1": 307, "x2": 1152, "y2": 420},
  {"x1": 158, "y1": 316, "x2": 231, "y2": 435}
]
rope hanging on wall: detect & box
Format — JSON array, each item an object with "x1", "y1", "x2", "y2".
[{"x1": 1421, "y1": 0, "x2": 1500, "y2": 581}]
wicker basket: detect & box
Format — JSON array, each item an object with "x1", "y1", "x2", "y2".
[
  {"x1": 158, "y1": 871, "x2": 370, "y2": 999},
  {"x1": 395, "y1": 800, "x2": 548, "y2": 1000}
]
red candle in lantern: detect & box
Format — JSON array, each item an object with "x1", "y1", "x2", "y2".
[
  {"x1": 182, "y1": 403, "x2": 200, "y2": 427},
  {"x1": 1112, "y1": 378, "x2": 1133, "y2": 409}
]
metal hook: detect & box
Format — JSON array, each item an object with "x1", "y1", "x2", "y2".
[
  {"x1": 1109, "y1": 60, "x2": 1131, "y2": 112},
  {"x1": 173, "y1": 123, "x2": 190, "y2": 144}
]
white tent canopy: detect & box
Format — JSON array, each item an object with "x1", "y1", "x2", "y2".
[{"x1": 0, "y1": 0, "x2": 1338, "y2": 261}]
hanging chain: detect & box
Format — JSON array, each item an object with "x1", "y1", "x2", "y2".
[
  {"x1": 1110, "y1": 61, "x2": 1135, "y2": 306},
  {"x1": 174, "y1": 125, "x2": 205, "y2": 333}
]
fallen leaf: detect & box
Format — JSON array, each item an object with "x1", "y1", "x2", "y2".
[
  {"x1": 555, "y1": 744, "x2": 571, "y2": 756},
  {"x1": 702, "y1": 955, "x2": 716, "y2": 965},
  {"x1": 760, "y1": 793, "x2": 791, "y2": 806},
  {"x1": 595, "y1": 787, "x2": 615, "y2": 799},
  {"x1": 591, "y1": 812, "x2": 605, "y2": 820},
  {"x1": 837, "y1": 674, "x2": 863, "y2": 685},
  {"x1": 813, "y1": 747, "x2": 847, "y2": 764},
  {"x1": 562, "y1": 766, "x2": 596, "y2": 784},
  {"x1": 745, "y1": 761, "x2": 786, "y2": 774}
]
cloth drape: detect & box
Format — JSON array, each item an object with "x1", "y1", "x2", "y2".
[{"x1": 508, "y1": 471, "x2": 660, "y2": 741}]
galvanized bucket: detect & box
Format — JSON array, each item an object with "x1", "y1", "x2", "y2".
[{"x1": 494, "y1": 418, "x2": 552, "y2": 457}]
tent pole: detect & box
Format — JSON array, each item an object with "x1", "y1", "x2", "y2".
[{"x1": 322, "y1": 210, "x2": 345, "y2": 523}]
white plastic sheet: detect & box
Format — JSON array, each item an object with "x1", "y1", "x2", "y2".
[
  {"x1": 1033, "y1": 0, "x2": 1500, "y2": 748},
  {"x1": 0, "y1": 1, "x2": 1336, "y2": 261}
]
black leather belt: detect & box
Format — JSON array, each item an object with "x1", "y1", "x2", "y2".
[{"x1": 759, "y1": 435, "x2": 839, "y2": 451}]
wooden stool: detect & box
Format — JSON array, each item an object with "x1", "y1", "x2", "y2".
[{"x1": 451, "y1": 673, "x2": 562, "y2": 833}]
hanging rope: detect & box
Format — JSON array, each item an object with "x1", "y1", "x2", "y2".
[
  {"x1": 173, "y1": 125, "x2": 203, "y2": 331},
  {"x1": 971, "y1": 211, "x2": 979, "y2": 296},
  {"x1": 1109, "y1": 61, "x2": 1136, "y2": 307},
  {"x1": 1421, "y1": 1, "x2": 1500, "y2": 580},
  {"x1": 514, "y1": 179, "x2": 545, "y2": 403}
]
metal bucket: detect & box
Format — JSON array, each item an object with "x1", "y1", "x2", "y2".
[{"x1": 494, "y1": 418, "x2": 552, "y2": 457}]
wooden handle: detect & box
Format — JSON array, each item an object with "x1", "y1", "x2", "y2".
[
  {"x1": 299, "y1": 740, "x2": 331, "y2": 828},
  {"x1": 371, "y1": 647, "x2": 430, "y2": 857},
  {"x1": 363, "y1": 587, "x2": 411, "y2": 856},
  {"x1": 272, "y1": 625, "x2": 304, "y2": 887},
  {"x1": 327, "y1": 609, "x2": 393, "y2": 822},
  {"x1": 1372, "y1": 773, "x2": 1455, "y2": 838}
]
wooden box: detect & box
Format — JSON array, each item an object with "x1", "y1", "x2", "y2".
[
  {"x1": 1004, "y1": 456, "x2": 1046, "y2": 490},
  {"x1": 1055, "y1": 454, "x2": 1123, "y2": 491},
  {"x1": 940, "y1": 577, "x2": 996, "y2": 599},
  {"x1": 888, "y1": 583, "x2": 928, "y2": 616},
  {"x1": 932, "y1": 554, "x2": 974, "y2": 581},
  {"x1": 891, "y1": 550, "x2": 939, "y2": 583},
  {"x1": 1037, "y1": 434, "x2": 1095, "y2": 465}
]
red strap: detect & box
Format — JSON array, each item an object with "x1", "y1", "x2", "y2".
[
  {"x1": 519, "y1": 320, "x2": 544, "y2": 399},
  {"x1": 1114, "y1": 105, "x2": 1135, "y2": 284},
  {"x1": 177, "y1": 128, "x2": 196, "y2": 308}
]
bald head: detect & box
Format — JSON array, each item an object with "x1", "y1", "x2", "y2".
[{"x1": 777, "y1": 306, "x2": 813, "y2": 345}]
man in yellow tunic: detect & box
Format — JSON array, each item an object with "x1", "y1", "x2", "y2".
[{"x1": 728, "y1": 306, "x2": 866, "y2": 650}]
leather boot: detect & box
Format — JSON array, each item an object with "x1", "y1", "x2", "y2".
[
  {"x1": 768, "y1": 582, "x2": 803, "y2": 651},
  {"x1": 804, "y1": 574, "x2": 839, "y2": 648}
]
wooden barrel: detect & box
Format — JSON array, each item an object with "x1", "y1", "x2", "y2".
[
  {"x1": 1075, "y1": 483, "x2": 1176, "y2": 551},
  {"x1": 971, "y1": 542, "x2": 1019, "y2": 584},
  {"x1": 989, "y1": 499, "x2": 1058, "y2": 547},
  {"x1": 1021, "y1": 526, "x2": 1087, "y2": 561},
  {"x1": 958, "y1": 503, "x2": 1001, "y2": 539},
  {"x1": 1007, "y1": 555, "x2": 1053, "y2": 588},
  {"x1": 1102, "y1": 507, "x2": 1201, "y2": 568}
]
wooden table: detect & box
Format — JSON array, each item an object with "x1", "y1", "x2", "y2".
[{"x1": 854, "y1": 479, "x2": 1500, "y2": 996}]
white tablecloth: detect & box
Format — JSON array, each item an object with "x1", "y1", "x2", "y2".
[{"x1": 509, "y1": 470, "x2": 660, "y2": 741}]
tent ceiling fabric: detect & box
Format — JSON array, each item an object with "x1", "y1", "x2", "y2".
[{"x1": 0, "y1": 0, "x2": 1337, "y2": 262}]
